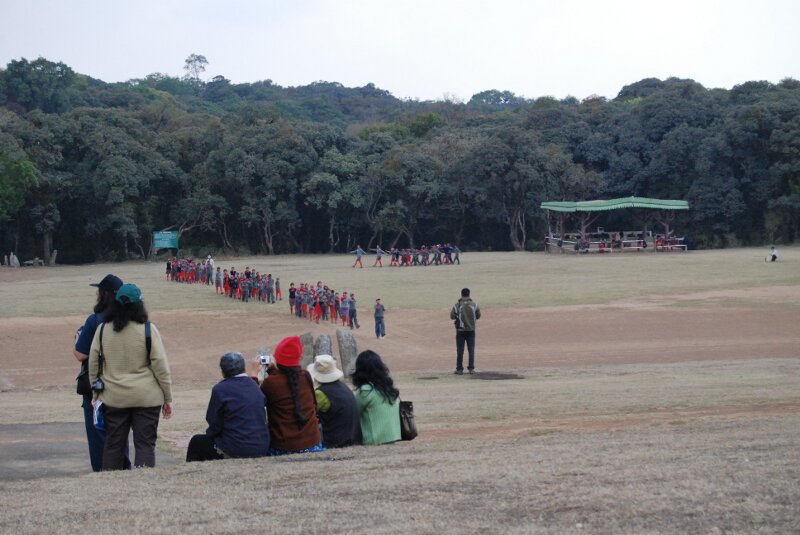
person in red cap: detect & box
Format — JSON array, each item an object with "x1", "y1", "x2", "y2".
[{"x1": 256, "y1": 336, "x2": 324, "y2": 455}]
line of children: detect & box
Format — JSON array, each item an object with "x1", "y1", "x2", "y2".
[
  {"x1": 355, "y1": 244, "x2": 462, "y2": 267},
  {"x1": 164, "y1": 261, "x2": 361, "y2": 330},
  {"x1": 166, "y1": 258, "x2": 282, "y2": 305},
  {"x1": 287, "y1": 282, "x2": 361, "y2": 330}
]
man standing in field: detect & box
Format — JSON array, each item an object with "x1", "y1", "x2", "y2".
[{"x1": 450, "y1": 288, "x2": 481, "y2": 375}]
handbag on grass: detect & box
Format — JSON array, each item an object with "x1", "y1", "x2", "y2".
[{"x1": 399, "y1": 400, "x2": 418, "y2": 441}]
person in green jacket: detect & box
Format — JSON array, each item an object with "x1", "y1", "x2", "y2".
[{"x1": 351, "y1": 350, "x2": 401, "y2": 445}]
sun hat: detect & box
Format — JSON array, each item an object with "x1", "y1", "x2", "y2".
[
  {"x1": 274, "y1": 336, "x2": 303, "y2": 367},
  {"x1": 307, "y1": 354, "x2": 343, "y2": 384},
  {"x1": 90, "y1": 274, "x2": 123, "y2": 293},
  {"x1": 115, "y1": 283, "x2": 143, "y2": 304}
]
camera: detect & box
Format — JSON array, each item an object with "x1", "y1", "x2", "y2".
[
  {"x1": 91, "y1": 378, "x2": 105, "y2": 392},
  {"x1": 259, "y1": 355, "x2": 271, "y2": 366}
]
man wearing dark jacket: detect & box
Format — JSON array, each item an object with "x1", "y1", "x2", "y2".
[
  {"x1": 450, "y1": 288, "x2": 481, "y2": 375},
  {"x1": 186, "y1": 352, "x2": 270, "y2": 461}
]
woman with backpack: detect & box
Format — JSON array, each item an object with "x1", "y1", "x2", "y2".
[
  {"x1": 89, "y1": 283, "x2": 173, "y2": 470},
  {"x1": 74, "y1": 274, "x2": 129, "y2": 472}
]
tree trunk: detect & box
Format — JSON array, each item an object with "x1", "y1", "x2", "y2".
[
  {"x1": 389, "y1": 230, "x2": 403, "y2": 249},
  {"x1": 42, "y1": 231, "x2": 52, "y2": 265},
  {"x1": 264, "y1": 221, "x2": 274, "y2": 255},
  {"x1": 328, "y1": 214, "x2": 336, "y2": 253},
  {"x1": 507, "y1": 210, "x2": 525, "y2": 251},
  {"x1": 134, "y1": 237, "x2": 146, "y2": 259},
  {"x1": 455, "y1": 207, "x2": 466, "y2": 246},
  {"x1": 405, "y1": 228, "x2": 415, "y2": 249},
  {"x1": 366, "y1": 229, "x2": 378, "y2": 251},
  {"x1": 220, "y1": 219, "x2": 234, "y2": 251}
]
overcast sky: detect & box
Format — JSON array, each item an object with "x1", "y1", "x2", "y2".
[{"x1": 1, "y1": 0, "x2": 798, "y2": 101}]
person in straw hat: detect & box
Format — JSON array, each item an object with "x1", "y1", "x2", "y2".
[{"x1": 307, "y1": 354, "x2": 362, "y2": 448}]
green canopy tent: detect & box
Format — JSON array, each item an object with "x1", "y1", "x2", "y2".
[{"x1": 540, "y1": 197, "x2": 689, "y2": 252}]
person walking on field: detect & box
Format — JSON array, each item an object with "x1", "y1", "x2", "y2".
[
  {"x1": 371, "y1": 245, "x2": 386, "y2": 267},
  {"x1": 450, "y1": 287, "x2": 481, "y2": 375},
  {"x1": 351, "y1": 245, "x2": 366, "y2": 268},
  {"x1": 374, "y1": 298, "x2": 386, "y2": 339},
  {"x1": 348, "y1": 292, "x2": 360, "y2": 330}
]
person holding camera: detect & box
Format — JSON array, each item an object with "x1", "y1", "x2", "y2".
[
  {"x1": 89, "y1": 284, "x2": 173, "y2": 470},
  {"x1": 186, "y1": 352, "x2": 270, "y2": 462},
  {"x1": 74, "y1": 274, "x2": 130, "y2": 472}
]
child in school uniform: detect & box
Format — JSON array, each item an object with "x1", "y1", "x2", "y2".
[
  {"x1": 215, "y1": 267, "x2": 223, "y2": 294},
  {"x1": 339, "y1": 292, "x2": 350, "y2": 327}
]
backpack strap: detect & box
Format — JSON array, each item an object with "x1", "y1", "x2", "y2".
[
  {"x1": 98, "y1": 322, "x2": 106, "y2": 377},
  {"x1": 145, "y1": 321, "x2": 152, "y2": 363}
]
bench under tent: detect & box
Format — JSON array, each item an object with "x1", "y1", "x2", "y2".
[{"x1": 540, "y1": 197, "x2": 690, "y2": 254}]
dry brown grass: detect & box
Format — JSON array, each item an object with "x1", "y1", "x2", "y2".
[
  {"x1": 1, "y1": 249, "x2": 799, "y2": 532},
  {"x1": 0, "y1": 248, "x2": 798, "y2": 318},
  {"x1": 0, "y1": 415, "x2": 797, "y2": 534}
]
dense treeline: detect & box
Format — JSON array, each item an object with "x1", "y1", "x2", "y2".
[{"x1": 0, "y1": 56, "x2": 798, "y2": 263}]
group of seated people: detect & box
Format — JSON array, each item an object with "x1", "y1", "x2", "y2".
[{"x1": 186, "y1": 336, "x2": 401, "y2": 462}]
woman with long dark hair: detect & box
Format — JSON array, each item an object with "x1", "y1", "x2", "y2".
[
  {"x1": 89, "y1": 284, "x2": 173, "y2": 470},
  {"x1": 73, "y1": 274, "x2": 129, "y2": 471},
  {"x1": 351, "y1": 350, "x2": 401, "y2": 445},
  {"x1": 258, "y1": 336, "x2": 323, "y2": 455}
]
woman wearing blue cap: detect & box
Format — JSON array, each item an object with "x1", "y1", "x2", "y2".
[{"x1": 88, "y1": 283, "x2": 173, "y2": 470}]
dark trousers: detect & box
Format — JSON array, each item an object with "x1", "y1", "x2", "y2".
[
  {"x1": 102, "y1": 405, "x2": 161, "y2": 470},
  {"x1": 349, "y1": 309, "x2": 360, "y2": 329},
  {"x1": 186, "y1": 434, "x2": 225, "y2": 462},
  {"x1": 456, "y1": 330, "x2": 476, "y2": 371},
  {"x1": 82, "y1": 395, "x2": 130, "y2": 472}
]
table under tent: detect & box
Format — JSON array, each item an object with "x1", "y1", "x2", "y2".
[{"x1": 540, "y1": 197, "x2": 690, "y2": 254}]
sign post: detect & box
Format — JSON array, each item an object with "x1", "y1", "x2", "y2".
[{"x1": 153, "y1": 231, "x2": 179, "y2": 252}]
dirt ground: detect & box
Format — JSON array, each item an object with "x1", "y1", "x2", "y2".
[
  {"x1": 1, "y1": 285, "x2": 798, "y2": 390},
  {"x1": 1, "y1": 252, "x2": 799, "y2": 533}
]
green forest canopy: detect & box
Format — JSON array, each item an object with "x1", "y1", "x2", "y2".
[{"x1": 1, "y1": 56, "x2": 799, "y2": 263}]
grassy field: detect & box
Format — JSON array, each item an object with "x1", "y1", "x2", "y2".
[
  {"x1": 0, "y1": 247, "x2": 797, "y2": 318},
  {"x1": 0, "y1": 247, "x2": 798, "y2": 533}
]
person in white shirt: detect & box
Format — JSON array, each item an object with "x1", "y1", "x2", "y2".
[{"x1": 769, "y1": 246, "x2": 778, "y2": 262}]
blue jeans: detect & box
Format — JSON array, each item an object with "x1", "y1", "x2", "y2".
[
  {"x1": 82, "y1": 395, "x2": 130, "y2": 471},
  {"x1": 375, "y1": 317, "x2": 385, "y2": 338},
  {"x1": 456, "y1": 330, "x2": 476, "y2": 371}
]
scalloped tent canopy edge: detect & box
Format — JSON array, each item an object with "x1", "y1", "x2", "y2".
[{"x1": 540, "y1": 197, "x2": 689, "y2": 213}]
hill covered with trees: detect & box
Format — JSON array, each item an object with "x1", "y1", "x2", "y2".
[{"x1": 1, "y1": 56, "x2": 798, "y2": 263}]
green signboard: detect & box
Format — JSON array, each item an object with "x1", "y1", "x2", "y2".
[{"x1": 153, "y1": 231, "x2": 179, "y2": 249}]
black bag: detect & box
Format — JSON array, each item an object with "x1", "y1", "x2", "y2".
[
  {"x1": 76, "y1": 360, "x2": 92, "y2": 396},
  {"x1": 399, "y1": 400, "x2": 418, "y2": 441}
]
